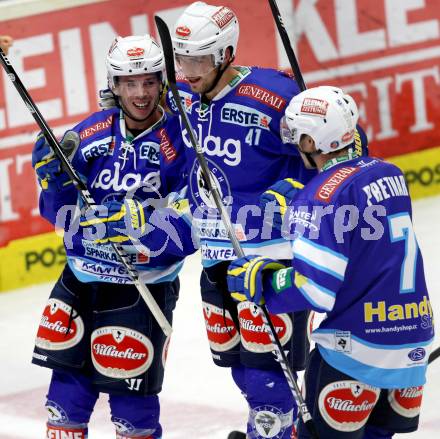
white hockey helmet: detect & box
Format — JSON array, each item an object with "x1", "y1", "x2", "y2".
[
  {"x1": 106, "y1": 35, "x2": 165, "y2": 89},
  {"x1": 281, "y1": 86, "x2": 359, "y2": 154},
  {"x1": 172, "y1": 1, "x2": 239, "y2": 66}
]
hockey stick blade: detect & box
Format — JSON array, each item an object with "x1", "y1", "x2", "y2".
[
  {"x1": 268, "y1": 0, "x2": 306, "y2": 91},
  {"x1": 155, "y1": 14, "x2": 319, "y2": 438},
  {"x1": 0, "y1": 46, "x2": 172, "y2": 337}
]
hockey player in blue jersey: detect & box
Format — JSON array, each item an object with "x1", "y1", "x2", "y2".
[
  {"x1": 31, "y1": 35, "x2": 192, "y2": 439},
  {"x1": 165, "y1": 2, "x2": 319, "y2": 438},
  {"x1": 227, "y1": 86, "x2": 434, "y2": 439}
]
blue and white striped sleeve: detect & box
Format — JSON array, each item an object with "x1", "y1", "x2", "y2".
[{"x1": 265, "y1": 201, "x2": 350, "y2": 314}]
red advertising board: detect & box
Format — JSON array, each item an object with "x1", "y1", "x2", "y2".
[
  {"x1": 296, "y1": 0, "x2": 440, "y2": 159},
  {"x1": 0, "y1": 0, "x2": 439, "y2": 247}
]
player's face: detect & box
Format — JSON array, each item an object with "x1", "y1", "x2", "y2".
[
  {"x1": 175, "y1": 54, "x2": 218, "y2": 93},
  {"x1": 114, "y1": 73, "x2": 161, "y2": 127}
]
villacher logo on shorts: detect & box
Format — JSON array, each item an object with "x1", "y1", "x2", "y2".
[
  {"x1": 91, "y1": 326, "x2": 154, "y2": 379},
  {"x1": 318, "y1": 381, "x2": 380, "y2": 432},
  {"x1": 203, "y1": 302, "x2": 240, "y2": 352},
  {"x1": 388, "y1": 386, "x2": 423, "y2": 418},
  {"x1": 237, "y1": 302, "x2": 292, "y2": 353},
  {"x1": 35, "y1": 299, "x2": 84, "y2": 351}
]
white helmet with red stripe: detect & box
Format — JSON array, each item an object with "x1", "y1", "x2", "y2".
[
  {"x1": 282, "y1": 86, "x2": 359, "y2": 154},
  {"x1": 106, "y1": 35, "x2": 165, "y2": 89},
  {"x1": 172, "y1": 1, "x2": 239, "y2": 66}
]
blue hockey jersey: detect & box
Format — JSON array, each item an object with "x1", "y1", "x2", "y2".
[
  {"x1": 165, "y1": 66, "x2": 316, "y2": 266},
  {"x1": 265, "y1": 156, "x2": 434, "y2": 388},
  {"x1": 39, "y1": 107, "x2": 192, "y2": 284}
]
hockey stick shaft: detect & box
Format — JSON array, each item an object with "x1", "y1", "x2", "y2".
[
  {"x1": 268, "y1": 0, "x2": 306, "y2": 91},
  {"x1": 154, "y1": 16, "x2": 318, "y2": 437},
  {"x1": 429, "y1": 346, "x2": 440, "y2": 364},
  {"x1": 0, "y1": 47, "x2": 172, "y2": 337}
]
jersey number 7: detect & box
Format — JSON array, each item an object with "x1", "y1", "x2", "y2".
[{"x1": 388, "y1": 212, "x2": 418, "y2": 294}]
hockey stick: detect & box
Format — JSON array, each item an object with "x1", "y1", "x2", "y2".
[
  {"x1": 154, "y1": 16, "x2": 319, "y2": 438},
  {"x1": 0, "y1": 47, "x2": 172, "y2": 337},
  {"x1": 268, "y1": 0, "x2": 306, "y2": 91},
  {"x1": 429, "y1": 346, "x2": 440, "y2": 364}
]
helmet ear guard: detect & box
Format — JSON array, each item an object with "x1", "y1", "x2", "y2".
[{"x1": 283, "y1": 86, "x2": 359, "y2": 155}]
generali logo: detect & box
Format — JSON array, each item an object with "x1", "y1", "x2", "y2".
[
  {"x1": 236, "y1": 84, "x2": 286, "y2": 111},
  {"x1": 79, "y1": 115, "x2": 113, "y2": 140},
  {"x1": 158, "y1": 127, "x2": 177, "y2": 163},
  {"x1": 315, "y1": 166, "x2": 360, "y2": 202}
]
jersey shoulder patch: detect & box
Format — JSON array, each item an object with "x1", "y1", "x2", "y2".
[
  {"x1": 76, "y1": 109, "x2": 117, "y2": 142},
  {"x1": 234, "y1": 81, "x2": 287, "y2": 112},
  {"x1": 235, "y1": 67, "x2": 299, "y2": 111},
  {"x1": 314, "y1": 166, "x2": 361, "y2": 203}
]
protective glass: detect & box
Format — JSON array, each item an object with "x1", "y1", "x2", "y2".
[
  {"x1": 175, "y1": 54, "x2": 217, "y2": 77},
  {"x1": 280, "y1": 114, "x2": 317, "y2": 144},
  {"x1": 114, "y1": 75, "x2": 161, "y2": 97},
  {"x1": 280, "y1": 116, "x2": 297, "y2": 144}
]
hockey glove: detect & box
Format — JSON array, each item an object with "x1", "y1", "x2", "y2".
[
  {"x1": 79, "y1": 199, "x2": 147, "y2": 244},
  {"x1": 32, "y1": 132, "x2": 76, "y2": 192},
  {"x1": 260, "y1": 178, "x2": 304, "y2": 230},
  {"x1": 98, "y1": 88, "x2": 118, "y2": 110},
  {"x1": 227, "y1": 256, "x2": 287, "y2": 305}
]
